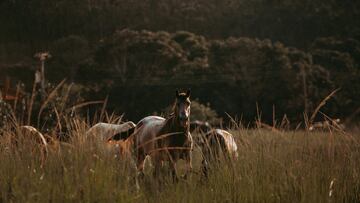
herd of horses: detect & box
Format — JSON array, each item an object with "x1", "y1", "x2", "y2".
[{"x1": 20, "y1": 90, "x2": 239, "y2": 182}]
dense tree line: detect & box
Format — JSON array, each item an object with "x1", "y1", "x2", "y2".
[
  {"x1": 88, "y1": 30, "x2": 360, "y2": 123},
  {"x1": 3, "y1": 29, "x2": 358, "y2": 125},
  {"x1": 1, "y1": 0, "x2": 359, "y2": 125}
]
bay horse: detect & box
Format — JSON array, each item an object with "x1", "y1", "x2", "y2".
[{"x1": 129, "y1": 90, "x2": 193, "y2": 180}]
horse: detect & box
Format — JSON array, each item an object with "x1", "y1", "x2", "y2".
[
  {"x1": 196, "y1": 128, "x2": 238, "y2": 177},
  {"x1": 127, "y1": 90, "x2": 193, "y2": 180},
  {"x1": 86, "y1": 121, "x2": 136, "y2": 142},
  {"x1": 86, "y1": 121, "x2": 137, "y2": 160},
  {"x1": 19, "y1": 125, "x2": 49, "y2": 151},
  {"x1": 189, "y1": 120, "x2": 238, "y2": 160},
  {"x1": 17, "y1": 126, "x2": 50, "y2": 167}
]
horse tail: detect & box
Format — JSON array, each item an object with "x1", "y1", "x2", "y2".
[{"x1": 110, "y1": 126, "x2": 136, "y2": 141}]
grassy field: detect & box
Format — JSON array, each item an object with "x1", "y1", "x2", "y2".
[{"x1": 0, "y1": 121, "x2": 359, "y2": 203}]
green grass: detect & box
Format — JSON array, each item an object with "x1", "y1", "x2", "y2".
[{"x1": 1, "y1": 123, "x2": 360, "y2": 202}]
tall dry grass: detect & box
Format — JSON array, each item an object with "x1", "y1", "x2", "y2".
[
  {"x1": 1, "y1": 82, "x2": 359, "y2": 202},
  {"x1": 1, "y1": 118, "x2": 359, "y2": 202}
]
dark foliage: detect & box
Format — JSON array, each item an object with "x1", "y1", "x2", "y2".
[{"x1": 1, "y1": 0, "x2": 359, "y2": 125}]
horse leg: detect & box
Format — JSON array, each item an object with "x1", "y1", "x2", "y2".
[
  {"x1": 165, "y1": 150, "x2": 179, "y2": 182},
  {"x1": 132, "y1": 151, "x2": 146, "y2": 191},
  {"x1": 136, "y1": 150, "x2": 146, "y2": 178},
  {"x1": 182, "y1": 152, "x2": 193, "y2": 180},
  {"x1": 201, "y1": 158, "x2": 209, "y2": 179},
  {"x1": 170, "y1": 162, "x2": 179, "y2": 182},
  {"x1": 153, "y1": 160, "x2": 163, "y2": 181}
]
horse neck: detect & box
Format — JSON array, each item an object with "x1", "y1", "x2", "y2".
[{"x1": 164, "y1": 114, "x2": 189, "y2": 134}]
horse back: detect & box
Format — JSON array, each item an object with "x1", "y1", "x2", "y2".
[
  {"x1": 134, "y1": 116, "x2": 166, "y2": 154},
  {"x1": 207, "y1": 129, "x2": 238, "y2": 159}
]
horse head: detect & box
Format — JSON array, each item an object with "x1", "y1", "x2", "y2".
[{"x1": 174, "y1": 90, "x2": 191, "y2": 129}]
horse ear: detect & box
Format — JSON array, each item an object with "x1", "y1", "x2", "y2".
[
  {"x1": 186, "y1": 89, "x2": 191, "y2": 98},
  {"x1": 175, "y1": 90, "x2": 179, "y2": 98}
]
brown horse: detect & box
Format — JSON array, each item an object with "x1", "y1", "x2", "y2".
[{"x1": 129, "y1": 90, "x2": 193, "y2": 180}]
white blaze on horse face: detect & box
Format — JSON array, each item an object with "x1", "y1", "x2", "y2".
[
  {"x1": 178, "y1": 99, "x2": 191, "y2": 127},
  {"x1": 183, "y1": 103, "x2": 190, "y2": 118}
]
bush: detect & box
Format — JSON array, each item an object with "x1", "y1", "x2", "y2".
[{"x1": 190, "y1": 99, "x2": 221, "y2": 125}]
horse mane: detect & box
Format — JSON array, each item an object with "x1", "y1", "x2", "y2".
[
  {"x1": 168, "y1": 100, "x2": 177, "y2": 117},
  {"x1": 164, "y1": 100, "x2": 176, "y2": 124}
]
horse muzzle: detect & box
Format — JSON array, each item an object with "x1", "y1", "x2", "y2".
[
  {"x1": 179, "y1": 115, "x2": 188, "y2": 121},
  {"x1": 179, "y1": 115, "x2": 189, "y2": 127}
]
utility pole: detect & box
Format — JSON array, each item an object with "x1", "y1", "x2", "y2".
[
  {"x1": 34, "y1": 52, "x2": 51, "y2": 99},
  {"x1": 301, "y1": 63, "x2": 309, "y2": 115}
]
